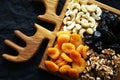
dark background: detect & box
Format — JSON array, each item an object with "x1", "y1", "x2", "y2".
[{"x1": 0, "y1": 0, "x2": 120, "y2": 80}]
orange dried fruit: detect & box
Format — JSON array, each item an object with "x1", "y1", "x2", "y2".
[
  {"x1": 79, "y1": 57, "x2": 86, "y2": 67},
  {"x1": 45, "y1": 60, "x2": 59, "y2": 72},
  {"x1": 70, "y1": 50, "x2": 81, "y2": 62},
  {"x1": 47, "y1": 48, "x2": 60, "y2": 59},
  {"x1": 70, "y1": 33, "x2": 83, "y2": 47},
  {"x1": 56, "y1": 31, "x2": 71, "y2": 37},
  {"x1": 57, "y1": 34, "x2": 70, "y2": 48},
  {"x1": 81, "y1": 45, "x2": 89, "y2": 59},
  {"x1": 76, "y1": 44, "x2": 84, "y2": 53},
  {"x1": 59, "y1": 65, "x2": 71, "y2": 74},
  {"x1": 62, "y1": 43, "x2": 75, "y2": 54},
  {"x1": 61, "y1": 53, "x2": 72, "y2": 62},
  {"x1": 68, "y1": 68, "x2": 79, "y2": 78},
  {"x1": 57, "y1": 60, "x2": 68, "y2": 67},
  {"x1": 72, "y1": 62, "x2": 86, "y2": 73},
  {"x1": 55, "y1": 57, "x2": 63, "y2": 64},
  {"x1": 55, "y1": 57, "x2": 67, "y2": 67}
]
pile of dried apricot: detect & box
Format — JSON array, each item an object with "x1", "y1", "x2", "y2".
[{"x1": 45, "y1": 31, "x2": 89, "y2": 78}]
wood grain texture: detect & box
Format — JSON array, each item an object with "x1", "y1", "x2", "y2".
[
  {"x1": 2, "y1": 23, "x2": 55, "y2": 62},
  {"x1": 39, "y1": 0, "x2": 120, "y2": 80},
  {"x1": 2, "y1": 0, "x2": 120, "y2": 80}
]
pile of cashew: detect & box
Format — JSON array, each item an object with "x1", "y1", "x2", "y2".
[{"x1": 63, "y1": 0, "x2": 102, "y2": 38}]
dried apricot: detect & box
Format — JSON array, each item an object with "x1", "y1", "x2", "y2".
[
  {"x1": 47, "y1": 48, "x2": 60, "y2": 59},
  {"x1": 70, "y1": 33, "x2": 83, "y2": 47},
  {"x1": 80, "y1": 58, "x2": 86, "y2": 66},
  {"x1": 68, "y1": 68, "x2": 79, "y2": 78},
  {"x1": 76, "y1": 44, "x2": 84, "y2": 53},
  {"x1": 55, "y1": 57, "x2": 63, "y2": 64},
  {"x1": 61, "y1": 53, "x2": 72, "y2": 62},
  {"x1": 56, "y1": 31, "x2": 71, "y2": 37},
  {"x1": 57, "y1": 60, "x2": 68, "y2": 67},
  {"x1": 72, "y1": 62, "x2": 86, "y2": 73},
  {"x1": 57, "y1": 34, "x2": 70, "y2": 48},
  {"x1": 70, "y1": 50, "x2": 81, "y2": 62},
  {"x1": 55, "y1": 57, "x2": 67, "y2": 67},
  {"x1": 62, "y1": 43, "x2": 75, "y2": 54},
  {"x1": 81, "y1": 45, "x2": 89, "y2": 59},
  {"x1": 45, "y1": 60, "x2": 59, "y2": 72},
  {"x1": 59, "y1": 65, "x2": 71, "y2": 74}
]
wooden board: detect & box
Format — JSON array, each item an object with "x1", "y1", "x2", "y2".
[
  {"x1": 2, "y1": 0, "x2": 120, "y2": 80},
  {"x1": 39, "y1": 0, "x2": 120, "y2": 80}
]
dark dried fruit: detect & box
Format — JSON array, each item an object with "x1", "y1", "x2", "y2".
[
  {"x1": 94, "y1": 41, "x2": 103, "y2": 53},
  {"x1": 84, "y1": 10, "x2": 120, "y2": 53},
  {"x1": 93, "y1": 31, "x2": 101, "y2": 40}
]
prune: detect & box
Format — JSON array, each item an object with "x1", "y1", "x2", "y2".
[
  {"x1": 101, "y1": 10, "x2": 110, "y2": 19},
  {"x1": 84, "y1": 34, "x2": 93, "y2": 39},
  {"x1": 93, "y1": 31, "x2": 101, "y2": 40},
  {"x1": 109, "y1": 14, "x2": 118, "y2": 22},
  {"x1": 84, "y1": 39, "x2": 93, "y2": 45},
  {"x1": 112, "y1": 21, "x2": 120, "y2": 34},
  {"x1": 102, "y1": 31, "x2": 117, "y2": 44},
  {"x1": 96, "y1": 21, "x2": 109, "y2": 32},
  {"x1": 101, "y1": 10, "x2": 118, "y2": 25},
  {"x1": 94, "y1": 41, "x2": 103, "y2": 53},
  {"x1": 84, "y1": 10, "x2": 120, "y2": 54},
  {"x1": 109, "y1": 43, "x2": 120, "y2": 52},
  {"x1": 84, "y1": 34, "x2": 93, "y2": 45}
]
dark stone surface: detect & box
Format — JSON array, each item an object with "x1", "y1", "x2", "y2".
[{"x1": 0, "y1": 0, "x2": 119, "y2": 80}]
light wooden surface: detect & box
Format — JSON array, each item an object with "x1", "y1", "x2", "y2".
[{"x1": 2, "y1": 23, "x2": 55, "y2": 62}]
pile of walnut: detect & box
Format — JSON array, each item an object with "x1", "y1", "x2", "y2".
[
  {"x1": 63, "y1": 0, "x2": 102, "y2": 38},
  {"x1": 80, "y1": 49, "x2": 120, "y2": 80},
  {"x1": 45, "y1": 31, "x2": 89, "y2": 78}
]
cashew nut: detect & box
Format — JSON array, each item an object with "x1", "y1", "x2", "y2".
[
  {"x1": 79, "y1": 0, "x2": 88, "y2": 4},
  {"x1": 80, "y1": 18, "x2": 92, "y2": 28},
  {"x1": 63, "y1": 11, "x2": 76, "y2": 25},
  {"x1": 67, "y1": 21, "x2": 76, "y2": 30},
  {"x1": 63, "y1": 16, "x2": 71, "y2": 25},
  {"x1": 86, "y1": 28, "x2": 94, "y2": 34},
  {"x1": 63, "y1": 26, "x2": 68, "y2": 31},
  {"x1": 72, "y1": 27, "x2": 78, "y2": 33},
  {"x1": 72, "y1": 9, "x2": 79, "y2": 15},
  {"x1": 67, "y1": 0, "x2": 74, "y2": 10},
  {"x1": 63, "y1": 1, "x2": 102, "y2": 37},
  {"x1": 93, "y1": 22, "x2": 98, "y2": 31},
  {"x1": 75, "y1": 24, "x2": 82, "y2": 30},
  {"x1": 79, "y1": 28, "x2": 86, "y2": 38},
  {"x1": 81, "y1": 4, "x2": 88, "y2": 13},
  {"x1": 65, "y1": 9, "x2": 71, "y2": 16},
  {"x1": 92, "y1": 12, "x2": 101, "y2": 20},
  {"x1": 96, "y1": 7, "x2": 102, "y2": 17},
  {"x1": 75, "y1": 12, "x2": 84, "y2": 23},
  {"x1": 91, "y1": 7, "x2": 102, "y2": 20},
  {"x1": 71, "y1": 3, "x2": 81, "y2": 11},
  {"x1": 86, "y1": 4, "x2": 97, "y2": 12},
  {"x1": 69, "y1": 11, "x2": 76, "y2": 20},
  {"x1": 87, "y1": 16, "x2": 96, "y2": 27}
]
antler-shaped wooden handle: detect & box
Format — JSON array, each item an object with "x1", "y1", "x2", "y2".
[
  {"x1": 2, "y1": 0, "x2": 69, "y2": 62},
  {"x1": 37, "y1": 0, "x2": 69, "y2": 32},
  {"x1": 2, "y1": 23, "x2": 55, "y2": 62}
]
